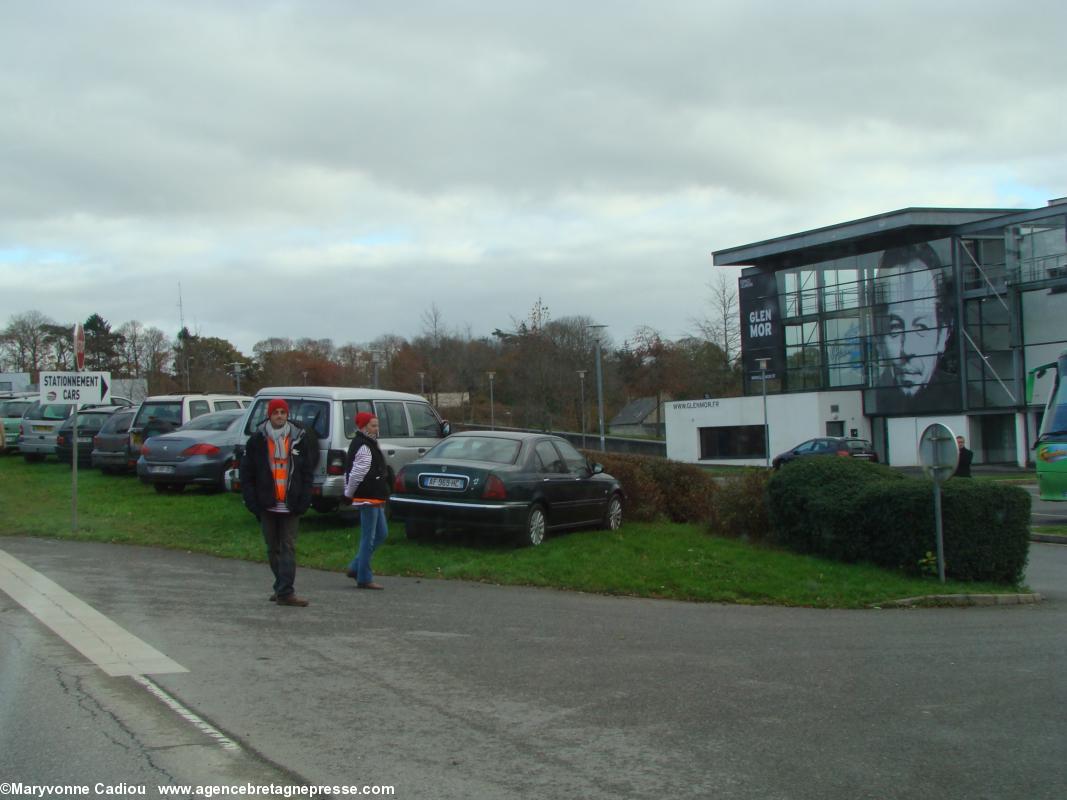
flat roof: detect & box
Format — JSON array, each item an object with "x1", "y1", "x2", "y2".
[{"x1": 712, "y1": 207, "x2": 1020, "y2": 269}]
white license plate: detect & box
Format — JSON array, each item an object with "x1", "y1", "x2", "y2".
[
  {"x1": 425, "y1": 476, "x2": 464, "y2": 489},
  {"x1": 149, "y1": 465, "x2": 176, "y2": 475}
]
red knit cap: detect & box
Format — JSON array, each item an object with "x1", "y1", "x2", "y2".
[
  {"x1": 267, "y1": 398, "x2": 289, "y2": 416},
  {"x1": 355, "y1": 411, "x2": 376, "y2": 430}
]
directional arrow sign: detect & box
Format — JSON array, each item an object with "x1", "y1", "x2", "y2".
[{"x1": 40, "y1": 372, "x2": 112, "y2": 406}]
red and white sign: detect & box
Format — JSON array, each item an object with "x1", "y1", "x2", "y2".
[{"x1": 74, "y1": 323, "x2": 86, "y2": 371}]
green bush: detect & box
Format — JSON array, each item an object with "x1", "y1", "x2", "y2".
[
  {"x1": 583, "y1": 451, "x2": 716, "y2": 524},
  {"x1": 714, "y1": 468, "x2": 772, "y2": 542},
  {"x1": 766, "y1": 457, "x2": 1031, "y2": 584},
  {"x1": 766, "y1": 457, "x2": 903, "y2": 557},
  {"x1": 860, "y1": 479, "x2": 1031, "y2": 583}
]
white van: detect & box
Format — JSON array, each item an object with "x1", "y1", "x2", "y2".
[
  {"x1": 233, "y1": 386, "x2": 451, "y2": 512},
  {"x1": 128, "y1": 393, "x2": 251, "y2": 454}
]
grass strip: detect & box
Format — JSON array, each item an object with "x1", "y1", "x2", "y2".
[{"x1": 0, "y1": 457, "x2": 1024, "y2": 608}]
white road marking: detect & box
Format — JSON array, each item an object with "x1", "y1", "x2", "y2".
[
  {"x1": 133, "y1": 675, "x2": 241, "y2": 751},
  {"x1": 0, "y1": 548, "x2": 188, "y2": 677}
]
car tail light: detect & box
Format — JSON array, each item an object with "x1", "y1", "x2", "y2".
[
  {"x1": 182, "y1": 443, "x2": 220, "y2": 456},
  {"x1": 393, "y1": 468, "x2": 407, "y2": 493},
  {"x1": 326, "y1": 448, "x2": 347, "y2": 476},
  {"x1": 836, "y1": 449, "x2": 850, "y2": 457},
  {"x1": 482, "y1": 474, "x2": 507, "y2": 500},
  {"x1": 57, "y1": 434, "x2": 67, "y2": 446},
  {"x1": 93, "y1": 436, "x2": 101, "y2": 448},
  {"x1": 141, "y1": 444, "x2": 151, "y2": 455}
]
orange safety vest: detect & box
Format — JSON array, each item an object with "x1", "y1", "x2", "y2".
[{"x1": 267, "y1": 435, "x2": 290, "y2": 503}]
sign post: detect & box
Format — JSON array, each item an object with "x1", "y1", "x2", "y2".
[
  {"x1": 40, "y1": 371, "x2": 111, "y2": 532},
  {"x1": 918, "y1": 423, "x2": 959, "y2": 583}
]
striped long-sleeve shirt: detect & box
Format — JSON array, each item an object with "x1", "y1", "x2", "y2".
[{"x1": 344, "y1": 445, "x2": 383, "y2": 505}]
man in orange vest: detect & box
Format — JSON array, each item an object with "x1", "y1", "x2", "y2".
[{"x1": 240, "y1": 398, "x2": 320, "y2": 606}]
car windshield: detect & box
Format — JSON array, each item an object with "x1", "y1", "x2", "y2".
[
  {"x1": 25, "y1": 402, "x2": 73, "y2": 421},
  {"x1": 59, "y1": 412, "x2": 113, "y2": 432},
  {"x1": 180, "y1": 411, "x2": 243, "y2": 432},
  {"x1": 426, "y1": 436, "x2": 521, "y2": 464},
  {"x1": 0, "y1": 400, "x2": 33, "y2": 417},
  {"x1": 134, "y1": 402, "x2": 182, "y2": 427}
]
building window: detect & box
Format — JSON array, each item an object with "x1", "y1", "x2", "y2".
[{"x1": 699, "y1": 425, "x2": 766, "y2": 459}]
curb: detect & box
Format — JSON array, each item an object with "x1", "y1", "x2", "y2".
[
  {"x1": 879, "y1": 592, "x2": 1044, "y2": 608},
  {"x1": 1031, "y1": 533, "x2": 1067, "y2": 544}
]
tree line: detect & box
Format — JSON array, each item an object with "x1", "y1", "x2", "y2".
[{"x1": 1, "y1": 281, "x2": 742, "y2": 431}]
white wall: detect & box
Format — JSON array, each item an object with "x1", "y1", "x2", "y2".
[
  {"x1": 665, "y1": 391, "x2": 867, "y2": 466},
  {"x1": 886, "y1": 415, "x2": 969, "y2": 467}
]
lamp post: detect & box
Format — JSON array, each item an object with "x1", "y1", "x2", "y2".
[
  {"x1": 487, "y1": 371, "x2": 496, "y2": 430},
  {"x1": 370, "y1": 351, "x2": 381, "y2": 389},
  {"x1": 587, "y1": 324, "x2": 608, "y2": 451},
  {"x1": 757, "y1": 358, "x2": 770, "y2": 467},
  {"x1": 577, "y1": 370, "x2": 587, "y2": 449},
  {"x1": 418, "y1": 371, "x2": 426, "y2": 395}
]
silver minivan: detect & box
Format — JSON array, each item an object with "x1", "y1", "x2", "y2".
[{"x1": 232, "y1": 386, "x2": 451, "y2": 512}]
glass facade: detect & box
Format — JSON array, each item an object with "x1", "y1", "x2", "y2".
[{"x1": 736, "y1": 209, "x2": 1067, "y2": 419}]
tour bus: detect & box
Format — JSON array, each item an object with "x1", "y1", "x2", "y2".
[{"x1": 1028, "y1": 349, "x2": 1067, "y2": 501}]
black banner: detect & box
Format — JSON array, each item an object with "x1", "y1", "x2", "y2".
[{"x1": 738, "y1": 271, "x2": 784, "y2": 381}]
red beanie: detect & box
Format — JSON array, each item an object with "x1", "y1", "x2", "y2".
[
  {"x1": 355, "y1": 411, "x2": 376, "y2": 430},
  {"x1": 267, "y1": 398, "x2": 289, "y2": 416}
]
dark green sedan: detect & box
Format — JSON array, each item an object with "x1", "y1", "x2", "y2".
[{"x1": 390, "y1": 431, "x2": 625, "y2": 547}]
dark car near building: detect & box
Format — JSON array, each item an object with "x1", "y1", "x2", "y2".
[
  {"x1": 90, "y1": 408, "x2": 138, "y2": 473},
  {"x1": 55, "y1": 407, "x2": 123, "y2": 467},
  {"x1": 390, "y1": 431, "x2": 625, "y2": 547},
  {"x1": 772, "y1": 436, "x2": 879, "y2": 469},
  {"x1": 136, "y1": 409, "x2": 246, "y2": 492}
]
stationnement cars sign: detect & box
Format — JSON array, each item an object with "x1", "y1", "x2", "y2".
[{"x1": 39, "y1": 371, "x2": 112, "y2": 406}]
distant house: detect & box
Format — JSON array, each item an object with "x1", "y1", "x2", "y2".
[{"x1": 610, "y1": 396, "x2": 666, "y2": 438}]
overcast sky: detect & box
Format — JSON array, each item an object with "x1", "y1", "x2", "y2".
[{"x1": 3, "y1": 0, "x2": 1065, "y2": 355}]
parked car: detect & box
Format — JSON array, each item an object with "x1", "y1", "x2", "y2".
[
  {"x1": 136, "y1": 409, "x2": 246, "y2": 492},
  {"x1": 389, "y1": 431, "x2": 625, "y2": 547},
  {"x1": 772, "y1": 436, "x2": 879, "y2": 469},
  {"x1": 55, "y1": 407, "x2": 123, "y2": 467},
  {"x1": 19, "y1": 398, "x2": 134, "y2": 462},
  {"x1": 91, "y1": 408, "x2": 138, "y2": 473},
  {"x1": 0, "y1": 394, "x2": 36, "y2": 452},
  {"x1": 227, "y1": 386, "x2": 451, "y2": 513},
  {"x1": 128, "y1": 393, "x2": 250, "y2": 467}
]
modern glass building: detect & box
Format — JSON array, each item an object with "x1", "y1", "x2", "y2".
[{"x1": 711, "y1": 200, "x2": 1067, "y2": 466}]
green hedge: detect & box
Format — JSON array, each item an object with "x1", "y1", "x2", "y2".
[
  {"x1": 766, "y1": 458, "x2": 1030, "y2": 583},
  {"x1": 583, "y1": 451, "x2": 717, "y2": 523}
]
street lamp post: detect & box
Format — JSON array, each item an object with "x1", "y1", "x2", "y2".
[
  {"x1": 757, "y1": 358, "x2": 770, "y2": 467},
  {"x1": 577, "y1": 370, "x2": 587, "y2": 449},
  {"x1": 587, "y1": 324, "x2": 608, "y2": 451},
  {"x1": 418, "y1": 371, "x2": 426, "y2": 395},
  {"x1": 370, "y1": 351, "x2": 381, "y2": 389},
  {"x1": 487, "y1": 371, "x2": 496, "y2": 430}
]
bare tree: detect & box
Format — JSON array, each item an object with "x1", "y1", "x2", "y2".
[
  {"x1": 692, "y1": 272, "x2": 741, "y2": 366},
  {"x1": 1, "y1": 310, "x2": 58, "y2": 374}
]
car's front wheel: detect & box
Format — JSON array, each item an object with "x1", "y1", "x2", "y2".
[
  {"x1": 602, "y1": 493, "x2": 623, "y2": 531},
  {"x1": 516, "y1": 503, "x2": 547, "y2": 547}
]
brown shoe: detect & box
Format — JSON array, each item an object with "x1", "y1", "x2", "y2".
[
  {"x1": 345, "y1": 570, "x2": 358, "y2": 580},
  {"x1": 276, "y1": 594, "x2": 310, "y2": 606},
  {"x1": 268, "y1": 593, "x2": 277, "y2": 602},
  {"x1": 356, "y1": 582, "x2": 384, "y2": 590}
]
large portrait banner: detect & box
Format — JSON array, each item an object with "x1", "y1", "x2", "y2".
[{"x1": 738, "y1": 270, "x2": 785, "y2": 382}]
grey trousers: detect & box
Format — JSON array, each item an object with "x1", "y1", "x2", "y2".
[{"x1": 260, "y1": 512, "x2": 300, "y2": 598}]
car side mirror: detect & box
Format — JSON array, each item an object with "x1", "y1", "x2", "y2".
[
  {"x1": 590, "y1": 462, "x2": 603, "y2": 475},
  {"x1": 441, "y1": 420, "x2": 451, "y2": 437}
]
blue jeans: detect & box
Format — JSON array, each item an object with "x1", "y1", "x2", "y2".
[
  {"x1": 348, "y1": 505, "x2": 388, "y2": 584},
  {"x1": 261, "y1": 512, "x2": 299, "y2": 598}
]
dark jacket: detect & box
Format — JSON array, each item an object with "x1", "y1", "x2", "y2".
[
  {"x1": 240, "y1": 420, "x2": 319, "y2": 517},
  {"x1": 955, "y1": 446, "x2": 973, "y2": 478},
  {"x1": 346, "y1": 431, "x2": 391, "y2": 501}
]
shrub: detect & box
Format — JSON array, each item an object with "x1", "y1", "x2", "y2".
[
  {"x1": 860, "y1": 479, "x2": 1030, "y2": 583},
  {"x1": 582, "y1": 451, "x2": 717, "y2": 524},
  {"x1": 766, "y1": 457, "x2": 902, "y2": 557},
  {"x1": 714, "y1": 468, "x2": 772, "y2": 542},
  {"x1": 766, "y1": 457, "x2": 1031, "y2": 584}
]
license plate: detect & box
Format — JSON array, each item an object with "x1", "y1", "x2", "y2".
[
  {"x1": 425, "y1": 476, "x2": 464, "y2": 489},
  {"x1": 33, "y1": 425, "x2": 50, "y2": 433},
  {"x1": 149, "y1": 465, "x2": 176, "y2": 475},
  {"x1": 132, "y1": 434, "x2": 143, "y2": 446}
]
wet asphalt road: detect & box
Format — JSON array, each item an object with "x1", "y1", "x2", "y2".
[{"x1": 1, "y1": 536, "x2": 1065, "y2": 800}]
